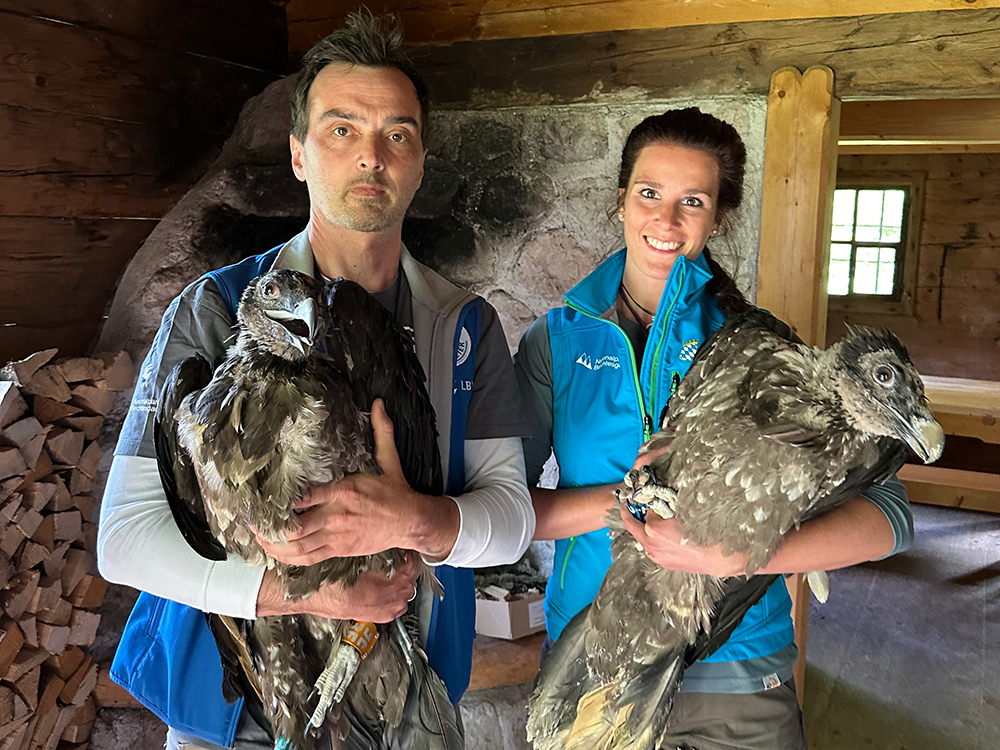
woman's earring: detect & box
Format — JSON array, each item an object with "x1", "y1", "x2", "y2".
[
  {"x1": 711, "y1": 228, "x2": 718, "y2": 235},
  {"x1": 618, "y1": 211, "x2": 625, "y2": 221}
]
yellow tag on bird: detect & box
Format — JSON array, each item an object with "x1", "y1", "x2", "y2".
[{"x1": 342, "y1": 621, "x2": 379, "y2": 659}]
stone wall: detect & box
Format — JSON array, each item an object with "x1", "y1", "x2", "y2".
[{"x1": 410, "y1": 97, "x2": 768, "y2": 350}]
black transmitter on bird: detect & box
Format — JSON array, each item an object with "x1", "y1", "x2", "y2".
[{"x1": 527, "y1": 307, "x2": 944, "y2": 750}]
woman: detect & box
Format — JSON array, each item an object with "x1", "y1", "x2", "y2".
[{"x1": 514, "y1": 108, "x2": 913, "y2": 749}]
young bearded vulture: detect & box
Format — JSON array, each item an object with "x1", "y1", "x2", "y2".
[
  {"x1": 155, "y1": 269, "x2": 461, "y2": 750},
  {"x1": 527, "y1": 307, "x2": 945, "y2": 750}
]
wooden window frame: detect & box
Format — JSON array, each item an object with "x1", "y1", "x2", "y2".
[{"x1": 827, "y1": 171, "x2": 925, "y2": 317}]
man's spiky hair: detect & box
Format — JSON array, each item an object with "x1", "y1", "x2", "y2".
[{"x1": 290, "y1": 9, "x2": 429, "y2": 143}]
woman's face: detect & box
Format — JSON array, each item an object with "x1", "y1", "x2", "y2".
[{"x1": 620, "y1": 141, "x2": 722, "y2": 283}]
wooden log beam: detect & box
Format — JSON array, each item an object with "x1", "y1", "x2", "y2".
[
  {"x1": 757, "y1": 66, "x2": 839, "y2": 346},
  {"x1": 0, "y1": 217, "x2": 156, "y2": 362},
  {"x1": 0, "y1": 12, "x2": 279, "y2": 133},
  {"x1": 403, "y1": 9, "x2": 1000, "y2": 108},
  {"x1": 899, "y1": 465, "x2": 1000, "y2": 513},
  {"x1": 0, "y1": 0, "x2": 287, "y2": 72},
  {"x1": 287, "y1": 0, "x2": 1000, "y2": 49}
]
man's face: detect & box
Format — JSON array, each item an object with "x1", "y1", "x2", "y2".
[{"x1": 290, "y1": 63, "x2": 425, "y2": 235}]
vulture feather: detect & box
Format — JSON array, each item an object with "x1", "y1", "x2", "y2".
[
  {"x1": 155, "y1": 269, "x2": 462, "y2": 750},
  {"x1": 527, "y1": 307, "x2": 944, "y2": 750}
]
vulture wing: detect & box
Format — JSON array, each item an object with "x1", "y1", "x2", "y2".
[
  {"x1": 154, "y1": 354, "x2": 227, "y2": 561},
  {"x1": 325, "y1": 278, "x2": 443, "y2": 496}
]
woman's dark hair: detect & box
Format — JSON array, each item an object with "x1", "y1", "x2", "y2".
[
  {"x1": 290, "y1": 10, "x2": 429, "y2": 144},
  {"x1": 618, "y1": 107, "x2": 750, "y2": 316}
]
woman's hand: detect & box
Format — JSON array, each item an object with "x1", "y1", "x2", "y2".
[{"x1": 619, "y1": 506, "x2": 750, "y2": 577}]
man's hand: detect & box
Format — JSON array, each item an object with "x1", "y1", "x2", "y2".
[
  {"x1": 256, "y1": 398, "x2": 459, "y2": 565},
  {"x1": 257, "y1": 552, "x2": 421, "y2": 622},
  {"x1": 619, "y1": 506, "x2": 751, "y2": 578}
]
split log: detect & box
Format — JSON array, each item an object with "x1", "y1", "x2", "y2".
[
  {"x1": 0, "y1": 386, "x2": 27, "y2": 432},
  {"x1": 66, "y1": 387, "x2": 114, "y2": 418},
  {"x1": 21, "y1": 368, "x2": 71, "y2": 404},
  {"x1": 0, "y1": 352, "x2": 57, "y2": 389},
  {"x1": 43, "y1": 432, "x2": 83, "y2": 469},
  {"x1": 73, "y1": 445, "x2": 101, "y2": 481},
  {"x1": 65, "y1": 611, "x2": 98, "y2": 648},
  {"x1": 29, "y1": 399, "x2": 80, "y2": 427},
  {"x1": 0, "y1": 450, "x2": 26, "y2": 483},
  {"x1": 52, "y1": 360, "x2": 104, "y2": 386},
  {"x1": 66, "y1": 578, "x2": 105, "y2": 611},
  {"x1": 52, "y1": 417, "x2": 101, "y2": 444}
]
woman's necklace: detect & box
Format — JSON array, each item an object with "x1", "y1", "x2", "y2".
[{"x1": 618, "y1": 283, "x2": 656, "y2": 331}]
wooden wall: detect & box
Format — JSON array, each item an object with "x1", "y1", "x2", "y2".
[
  {"x1": 0, "y1": 1, "x2": 288, "y2": 362},
  {"x1": 827, "y1": 152, "x2": 1000, "y2": 382}
]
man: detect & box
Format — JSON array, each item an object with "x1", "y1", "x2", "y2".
[{"x1": 97, "y1": 12, "x2": 534, "y2": 749}]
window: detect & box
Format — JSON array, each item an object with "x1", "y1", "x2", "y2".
[{"x1": 827, "y1": 174, "x2": 924, "y2": 316}]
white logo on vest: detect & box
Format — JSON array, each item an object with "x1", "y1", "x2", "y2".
[
  {"x1": 575, "y1": 353, "x2": 620, "y2": 371},
  {"x1": 456, "y1": 326, "x2": 472, "y2": 366}
]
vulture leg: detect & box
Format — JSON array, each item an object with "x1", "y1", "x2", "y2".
[{"x1": 309, "y1": 640, "x2": 361, "y2": 729}]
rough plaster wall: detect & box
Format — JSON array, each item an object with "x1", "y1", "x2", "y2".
[{"x1": 411, "y1": 97, "x2": 768, "y2": 351}]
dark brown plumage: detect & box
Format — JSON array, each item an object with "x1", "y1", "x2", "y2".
[
  {"x1": 527, "y1": 307, "x2": 945, "y2": 750},
  {"x1": 155, "y1": 269, "x2": 461, "y2": 750}
]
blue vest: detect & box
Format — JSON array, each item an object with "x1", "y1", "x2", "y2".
[
  {"x1": 544, "y1": 250, "x2": 794, "y2": 664},
  {"x1": 111, "y1": 248, "x2": 481, "y2": 747}
]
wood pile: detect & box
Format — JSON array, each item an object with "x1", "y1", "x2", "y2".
[{"x1": 0, "y1": 349, "x2": 132, "y2": 750}]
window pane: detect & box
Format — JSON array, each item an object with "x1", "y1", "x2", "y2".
[
  {"x1": 832, "y1": 190, "x2": 856, "y2": 241},
  {"x1": 882, "y1": 190, "x2": 905, "y2": 227},
  {"x1": 881, "y1": 225, "x2": 902, "y2": 243},
  {"x1": 830, "y1": 243, "x2": 852, "y2": 261},
  {"x1": 876, "y1": 264, "x2": 896, "y2": 295},
  {"x1": 853, "y1": 247, "x2": 879, "y2": 294},
  {"x1": 879, "y1": 246, "x2": 897, "y2": 264},
  {"x1": 828, "y1": 260, "x2": 850, "y2": 295},
  {"x1": 856, "y1": 246, "x2": 879, "y2": 264},
  {"x1": 856, "y1": 190, "x2": 885, "y2": 234}
]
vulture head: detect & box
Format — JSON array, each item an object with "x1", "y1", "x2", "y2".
[
  {"x1": 237, "y1": 270, "x2": 326, "y2": 361},
  {"x1": 825, "y1": 326, "x2": 944, "y2": 464}
]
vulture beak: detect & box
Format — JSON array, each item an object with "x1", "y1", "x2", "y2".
[
  {"x1": 902, "y1": 414, "x2": 945, "y2": 464},
  {"x1": 264, "y1": 298, "x2": 318, "y2": 354}
]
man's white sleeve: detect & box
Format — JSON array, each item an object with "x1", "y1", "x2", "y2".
[
  {"x1": 429, "y1": 437, "x2": 534, "y2": 568},
  {"x1": 98, "y1": 454, "x2": 265, "y2": 619}
]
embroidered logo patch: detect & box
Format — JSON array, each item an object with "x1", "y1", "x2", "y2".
[
  {"x1": 456, "y1": 326, "x2": 472, "y2": 366},
  {"x1": 575, "y1": 353, "x2": 593, "y2": 370},
  {"x1": 679, "y1": 339, "x2": 700, "y2": 361}
]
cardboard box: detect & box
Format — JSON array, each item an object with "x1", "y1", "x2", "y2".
[{"x1": 475, "y1": 591, "x2": 546, "y2": 640}]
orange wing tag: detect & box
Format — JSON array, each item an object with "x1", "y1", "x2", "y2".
[{"x1": 342, "y1": 621, "x2": 379, "y2": 659}]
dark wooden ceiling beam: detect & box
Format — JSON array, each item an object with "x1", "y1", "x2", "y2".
[{"x1": 400, "y1": 9, "x2": 1000, "y2": 108}]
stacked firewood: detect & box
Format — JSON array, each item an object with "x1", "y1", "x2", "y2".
[{"x1": 0, "y1": 349, "x2": 132, "y2": 750}]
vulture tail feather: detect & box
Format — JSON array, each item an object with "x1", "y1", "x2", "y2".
[
  {"x1": 383, "y1": 620, "x2": 463, "y2": 750},
  {"x1": 608, "y1": 650, "x2": 685, "y2": 750},
  {"x1": 527, "y1": 606, "x2": 592, "y2": 749}
]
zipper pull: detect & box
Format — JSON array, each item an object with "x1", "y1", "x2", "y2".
[{"x1": 644, "y1": 413, "x2": 654, "y2": 440}]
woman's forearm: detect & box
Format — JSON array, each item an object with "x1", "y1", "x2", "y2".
[{"x1": 532, "y1": 485, "x2": 618, "y2": 540}]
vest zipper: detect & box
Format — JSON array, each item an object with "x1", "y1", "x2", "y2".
[{"x1": 648, "y1": 264, "x2": 685, "y2": 429}]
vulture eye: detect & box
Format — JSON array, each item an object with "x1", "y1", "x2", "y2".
[
  {"x1": 262, "y1": 281, "x2": 280, "y2": 299},
  {"x1": 872, "y1": 364, "x2": 896, "y2": 386}
]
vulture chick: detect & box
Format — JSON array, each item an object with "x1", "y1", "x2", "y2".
[
  {"x1": 527, "y1": 307, "x2": 944, "y2": 750},
  {"x1": 155, "y1": 269, "x2": 461, "y2": 750}
]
